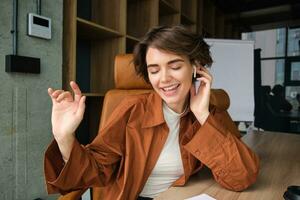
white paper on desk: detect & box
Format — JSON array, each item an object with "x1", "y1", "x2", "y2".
[{"x1": 184, "y1": 193, "x2": 216, "y2": 200}]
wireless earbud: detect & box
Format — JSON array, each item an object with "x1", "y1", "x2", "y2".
[{"x1": 193, "y1": 65, "x2": 197, "y2": 78}]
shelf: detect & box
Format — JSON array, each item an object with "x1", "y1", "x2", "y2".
[
  {"x1": 76, "y1": 96, "x2": 103, "y2": 144},
  {"x1": 203, "y1": 0, "x2": 215, "y2": 36},
  {"x1": 77, "y1": 18, "x2": 123, "y2": 40},
  {"x1": 63, "y1": 0, "x2": 230, "y2": 149},
  {"x1": 127, "y1": 0, "x2": 158, "y2": 38},
  {"x1": 181, "y1": 13, "x2": 196, "y2": 25},
  {"x1": 202, "y1": 28, "x2": 213, "y2": 38},
  {"x1": 127, "y1": 0, "x2": 139, "y2": 3},
  {"x1": 126, "y1": 35, "x2": 140, "y2": 42},
  {"x1": 126, "y1": 35, "x2": 140, "y2": 53},
  {"x1": 76, "y1": 37, "x2": 123, "y2": 94},
  {"x1": 77, "y1": 0, "x2": 91, "y2": 20},
  {"x1": 159, "y1": 14, "x2": 180, "y2": 26},
  {"x1": 82, "y1": 93, "x2": 105, "y2": 97},
  {"x1": 159, "y1": 0, "x2": 179, "y2": 15},
  {"x1": 215, "y1": 8, "x2": 225, "y2": 38}
]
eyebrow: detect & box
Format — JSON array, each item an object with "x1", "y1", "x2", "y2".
[{"x1": 147, "y1": 58, "x2": 185, "y2": 68}]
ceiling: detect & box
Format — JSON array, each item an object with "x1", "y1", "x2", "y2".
[{"x1": 213, "y1": 0, "x2": 300, "y2": 31}]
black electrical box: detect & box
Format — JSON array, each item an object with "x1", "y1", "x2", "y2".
[{"x1": 5, "y1": 54, "x2": 40, "y2": 74}]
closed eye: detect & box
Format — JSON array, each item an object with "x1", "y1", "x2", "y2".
[
  {"x1": 149, "y1": 70, "x2": 159, "y2": 74},
  {"x1": 148, "y1": 67, "x2": 159, "y2": 74},
  {"x1": 171, "y1": 66, "x2": 181, "y2": 70}
]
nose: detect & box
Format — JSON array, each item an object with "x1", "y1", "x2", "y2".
[{"x1": 160, "y1": 68, "x2": 171, "y2": 83}]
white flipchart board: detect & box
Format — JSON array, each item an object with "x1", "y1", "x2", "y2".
[{"x1": 205, "y1": 39, "x2": 254, "y2": 122}]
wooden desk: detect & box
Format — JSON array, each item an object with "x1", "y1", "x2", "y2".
[{"x1": 155, "y1": 131, "x2": 300, "y2": 200}]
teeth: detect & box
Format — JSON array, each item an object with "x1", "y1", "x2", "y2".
[{"x1": 163, "y1": 84, "x2": 178, "y2": 91}]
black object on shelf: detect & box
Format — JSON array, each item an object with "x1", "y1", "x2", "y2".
[
  {"x1": 284, "y1": 185, "x2": 300, "y2": 200},
  {"x1": 5, "y1": 54, "x2": 40, "y2": 74}
]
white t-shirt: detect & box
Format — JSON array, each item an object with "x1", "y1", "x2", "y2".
[{"x1": 139, "y1": 102, "x2": 185, "y2": 198}]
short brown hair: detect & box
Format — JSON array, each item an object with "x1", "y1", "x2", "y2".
[{"x1": 133, "y1": 25, "x2": 213, "y2": 83}]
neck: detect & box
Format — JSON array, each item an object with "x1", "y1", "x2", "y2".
[{"x1": 166, "y1": 98, "x2": 188, "y2": 114}]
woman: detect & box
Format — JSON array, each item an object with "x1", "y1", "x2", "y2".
[{"x1": 45, "y1": 26, "x2": 259, "y2": 200}]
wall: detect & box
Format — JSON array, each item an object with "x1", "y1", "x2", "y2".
[
  {"x1": 0, "y1": 0, "x2": 62, "y2": 199},
  {"x1": 207, "y1": 39, "x2": 255, "y2": 122}
]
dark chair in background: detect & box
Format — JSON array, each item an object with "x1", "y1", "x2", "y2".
[
  {"x1": 254, "y1": 85, "x2": 272, "y2": 130},
  {"x1": 254, "y1": 85, "x2": 291, "y2": 132},
  {"x1": 253, "y1": 49, "x2": 292, "y2": 133}
]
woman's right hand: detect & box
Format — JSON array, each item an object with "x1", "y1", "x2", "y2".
[{"x1": 48, "y1": 81, "x2": 86, "y2": 142}]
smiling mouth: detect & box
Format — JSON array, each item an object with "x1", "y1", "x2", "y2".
[{"x1": 161, "y1": 84, "x2": 180, "y2": 92}]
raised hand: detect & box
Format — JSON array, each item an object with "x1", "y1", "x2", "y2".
[
  {"x1": 190, "y1": 64, "x2": 213, "y2": 125},
  {"x1": 48, "y1": 81, "x2": 86, "y2": 143}
]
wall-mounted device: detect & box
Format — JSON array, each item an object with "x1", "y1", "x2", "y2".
[
  {"x1": 6, "y1": 55, "x2": 40, "y2": 74},
  {"x1": 28, "y1": 13, "x2": 51, "y2": 40}
]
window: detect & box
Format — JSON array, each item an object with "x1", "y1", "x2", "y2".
[
  {"x1": 261, "y1": 59, "x2": 285, "y2": 86},
  {"x1": 285, "y1": 58, "x2": 300, "y2": 85},
  {"x1": 288, "y1": 27, "x2": 300, "y2": 57},
  {"x1": 243, "y1": 27, "x2": 300, "y2": 110},
  {"x1": 291, "y1": 62, "x2": 300, "y2": 81},
  {"x1": 242, "y1": 28, "x2": 285, "y2": 58}
]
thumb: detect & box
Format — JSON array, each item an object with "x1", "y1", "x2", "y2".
[{"x1": 76, "y1": 96, "x2": 86, "y2": 118}]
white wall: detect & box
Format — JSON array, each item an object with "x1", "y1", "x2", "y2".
[{"x1": 206, "y1": 39, "x2": 254, "y2": 122}]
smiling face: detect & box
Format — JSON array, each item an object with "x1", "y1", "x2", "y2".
[{"x1": 146, "y1": 47, "x2": 193, "y2": 113}]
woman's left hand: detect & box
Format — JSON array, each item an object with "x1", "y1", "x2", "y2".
[{"x1": 190, "y1": 64, "x2": 213, "y2": 125}]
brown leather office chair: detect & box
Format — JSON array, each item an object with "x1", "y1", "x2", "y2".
[{"x1": 58, "y1": 54, "x2": 231, "y2": 200}]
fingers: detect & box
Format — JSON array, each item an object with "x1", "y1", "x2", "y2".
[
  {"x1": 196, "y1": 76, "x2": 212, "y2": 87},
  {"x1": 195, "y1": 61, "x2": 212, "y2": 77},
  {"x1": 50, "y1": 89, "x2": 65, "y2": 98},
  {"x1": 48, "y1": 88, "x2": 54, "y2": 96},
  {"x1": 48, "y1": 88, "x2": 55, "y2": 99},
  {"x1": 76, "y1": 96, "x2": 86, "y2": 118},
  {"x1": 48, "y1": 89, "x2": 64, "y2": 104},
  {"x1": 56, "y1": 91, "x2": 73, "y2": 102},
  {"x1": 48, "y1": 88, "x2": 74, "y2": 103},
  {"x1": 48, "y1": 88, "x2": 56, "y2": 104},
  {"x1": 190, "y1": 83, "x2": 196, "y2": 97},
  {"x1": 195, "y1": 67, "x2": 213, "y2": 83},
  {"x1": 70, "y1": 81, "x2": 82, "y2": 102},
  {"x1": 48, "y1": 82, "x2": 82, "y2": 103}
]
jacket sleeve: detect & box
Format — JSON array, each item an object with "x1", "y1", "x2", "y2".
[
  {"x1": 44, "y1": 100, "x2": 134, "y2": 194},
  {"x1": 184, "y1": 108, "x2": 260, "y2": 191}
]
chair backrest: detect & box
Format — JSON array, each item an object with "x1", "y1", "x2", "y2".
[
  {"x1": 254, "y1": 85, "x2": 290, "y2": 132},
  {"x1": 99, "y1": 54, "x2": 153, "y2": 129},
  {"x1": 254, "y1": 85, "x2": 271, "y2": 128}
]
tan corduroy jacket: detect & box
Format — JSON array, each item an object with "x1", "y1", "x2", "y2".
[{"x1": 44, "y1": 92, "x2": 259, "y2": 200}]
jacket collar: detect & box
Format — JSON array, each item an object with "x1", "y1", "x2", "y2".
[
  {"x1": 142, "y1": 91, "x2": 191, "y2": 128},
  {"x1": 142, "y1": 92, "x2": 165, "y2": 128}
]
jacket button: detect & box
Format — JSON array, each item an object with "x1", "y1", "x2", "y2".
[
  {"x1": 217, "y1": 169, "x2": 226, "y2": 176},
  {"x1": 195, "y1": 149, "x2": 201, "y2": 156}
]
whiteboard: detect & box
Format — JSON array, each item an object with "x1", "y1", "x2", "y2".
[{"x1": 205, "y1": 39, "x2": 254, "y2": 122}]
